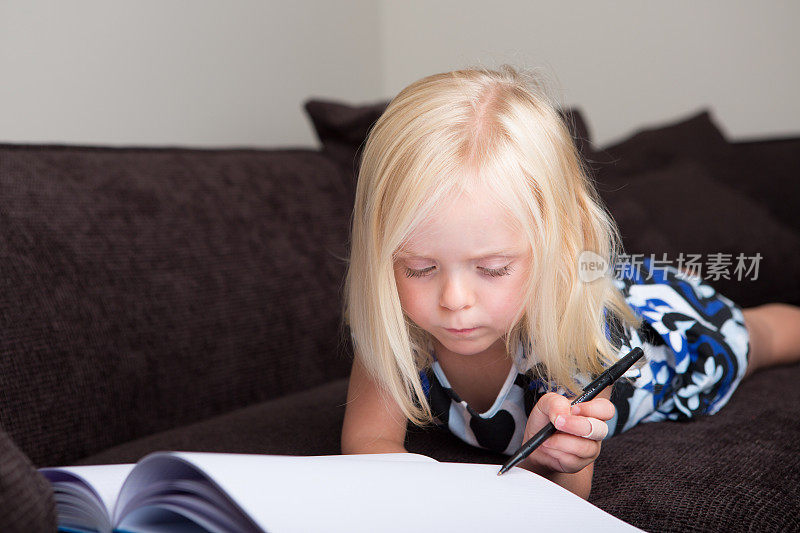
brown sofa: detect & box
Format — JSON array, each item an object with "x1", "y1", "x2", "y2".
[{"x1": 1, "y1": 101, "x2": 798, "y2": 532}]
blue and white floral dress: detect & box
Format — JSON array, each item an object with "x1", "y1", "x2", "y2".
[{"x1": 418, "y1": 257, "x2": 751, "y2": 455}]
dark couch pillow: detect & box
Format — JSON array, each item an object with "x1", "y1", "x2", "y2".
[
  {"x1": 600, "y1": 160, "x2": 800, "y2": 308},
  {"x1": 591, "y1": 110, "x2": 732, "y2": 186},
  {"x1": 590, "y1": 108, "x2": 800, "y2": 240},
  {"x1": 304, "y1": 98, "x2": 592, "y2": 180},
  {"x1": 304, "y1": 99, "x2": 388, "y2": 179},
  {"x1": 713, "y1": 137, "x2": 800, "y2": 235}
]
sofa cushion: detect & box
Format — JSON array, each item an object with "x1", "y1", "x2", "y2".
[
  {"x1": 590, "y1": 109, "x2": 800, "y2": 236},
  {"x1": 599, "y1": 160, "x2": 800, "y2": 308},
  {"x1": 0, "y1": 144, "x2": 354, "y2": 468},
  {"x1": 590, "y1": 363, "x2": 800, "y2": 533},
  {"x1": 74, "y1": 379, "x2": 353, "y2": 465},
  {"x1": 0, "y1": 427, "x2": 56, "y2": 531},
  {"x1": 715, "y1": 137, "x2": 800, "y2": 235},
  {"x1": 590, "y1": 109, "x2": 731, "y2": 179},
  {"x1": 304, "y1": 99, "x2": 388, "y2": 179}
]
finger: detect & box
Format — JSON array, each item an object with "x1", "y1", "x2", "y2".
[
  {"x1": 535, "y1": 392, "x2": 572, "y2": 421},
  {"x1": 538, "y1": 449, "x2": 582, "y2": 473},
  {"x1": 570, "y1": 398, "x2": 615, "y2": 420},
  {"x1": 554, "y1": 414, "x2": 609, "y2": 441},
  {"x1": 541, "y1": 432, "x2": 602, "y2": 459},
  {"x1": 539, "y1": 440, "x2": 602, "y2": 473},
  {"x1": 582, "y1": 417, "x2": 609, "y2": 440}
]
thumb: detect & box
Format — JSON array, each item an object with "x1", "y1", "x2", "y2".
[{"x1": 526, "y1": 392, "x2": 571, "y2": 437}]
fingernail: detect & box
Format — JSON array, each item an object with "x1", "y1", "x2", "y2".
[{"x1": 555, "y1": 415, "x2": 565, "y2": 429}]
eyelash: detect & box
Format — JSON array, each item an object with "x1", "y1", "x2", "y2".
[{"x1": 403, "y1": 265, "x2": 514, "y2": 279}]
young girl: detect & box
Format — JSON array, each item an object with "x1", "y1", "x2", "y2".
[{"x1": 339, "y1": 64, "x2": 800, "y2": 499}]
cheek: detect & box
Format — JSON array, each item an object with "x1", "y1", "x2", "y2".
[
  {"x1": 394, "y1": 270, "x2": 422, "y2": 313},
  {"x1": 396, "y1": 281, "x2": 425, "y2": 316},
  {"x1": 489, "y1": 282, "x2": 528, "y2": 318}
]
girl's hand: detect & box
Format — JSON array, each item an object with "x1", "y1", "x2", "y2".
[{"x1": 520, "y1": 391, "x2": 615, "y2": 475}]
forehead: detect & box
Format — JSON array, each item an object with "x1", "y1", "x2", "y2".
[{"x1": 398, "y1": 187, "x2": 527, "y2": 257}]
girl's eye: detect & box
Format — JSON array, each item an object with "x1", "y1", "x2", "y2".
[
  {"x1": 403, "y1": 265, "x2": 514, "y2": 278},
  {"x1": 404, "y1": 266, "x2": 434, "y2": 278},
  {"x1": 482, "y1": 265, "x2": 514, "y2": 277}
]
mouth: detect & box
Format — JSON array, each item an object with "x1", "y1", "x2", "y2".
[{"x1": 445, "y1": 327, "x2": 480, "y2": 335}]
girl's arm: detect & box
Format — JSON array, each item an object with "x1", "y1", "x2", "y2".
[
  {"x1": 519, "y1": 387, "x2": 615, "y2": 500},
  {"x1": 341, "y1": 355, "x2": 409, "y2": 455}
]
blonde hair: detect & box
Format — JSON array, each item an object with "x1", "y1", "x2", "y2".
[{"x1": 342, "y1": 64, "x2": 642, "y2": 427}]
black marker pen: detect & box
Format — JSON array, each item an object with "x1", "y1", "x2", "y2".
[{"x1": 497, "y1": 347, "x2": 644, "y2": 476}]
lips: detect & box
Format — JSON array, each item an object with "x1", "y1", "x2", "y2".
[{"x1": 446, "y1": 327, "x2": 479, "y2": 334}]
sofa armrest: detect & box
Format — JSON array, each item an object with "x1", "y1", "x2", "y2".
[{"x1": 0, "y1": 427, "x2": 56, "y2": 532}]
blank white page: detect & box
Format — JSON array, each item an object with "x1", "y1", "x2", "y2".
[
  {"x1": 310, "y1": 452, "x2": 437, "y2": 463},
  {"x1": 170, "y1": 452, "x2": 642, "y2": 533}
]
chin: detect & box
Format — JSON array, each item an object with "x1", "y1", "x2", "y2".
[{"x1": 434, "y1": 335, "x2": 494, "y2": 357}]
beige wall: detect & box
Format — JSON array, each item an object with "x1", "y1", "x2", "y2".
[
  {"x1": 1, "y1": 1, "x2": 797, "y2": 148},
  {"x1": 381, "y1": 1, "x2": 800, "y2": 146},
  {"x1": 0, "y1": 1, "x2": 382, "y2": 147}
]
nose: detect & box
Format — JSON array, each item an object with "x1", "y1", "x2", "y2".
[{"x1": 439, "y1": 271, "x2": 475, "y2": 311}]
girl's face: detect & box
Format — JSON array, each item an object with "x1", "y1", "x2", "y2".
[{"x1": 393, "y1": 187, "x2": 531, "y2": 361}]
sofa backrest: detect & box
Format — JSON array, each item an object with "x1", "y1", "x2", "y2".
[{"x1": 0, "y1": 144, "x2": 354, "y2": 467}]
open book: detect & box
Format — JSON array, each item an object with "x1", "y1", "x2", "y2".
[{"x1": 40, "y1": 451, "x2": 641, "y2": 532}]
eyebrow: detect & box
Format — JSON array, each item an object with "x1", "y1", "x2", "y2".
[{"x1": 396, "y1": 249, "x2": 522, "y2": 261}]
